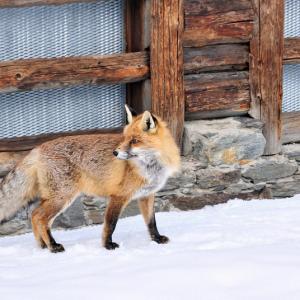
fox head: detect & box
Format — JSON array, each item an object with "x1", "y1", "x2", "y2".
[{"x1": 113, "y1": 105, "x2": 180, "y2": 173}]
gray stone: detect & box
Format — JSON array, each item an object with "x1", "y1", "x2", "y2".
[
  {"x1": 282, "y1": 144, "x2": 300, "y2": 162},
  {"x1": 196, "y1": 167, "x2": 241, "y2": 189},
  {"x1": 268, "y1": 175, "x2": 300, "y2": 198},
  {"x1": 184, "y1": 117, "x2": 266, "y2": 166},
  {"x1": 242, "y1": 156, "x2": 298, "y2": 183},
  {"x1": 53, "y1": 197, "x2": 86, "y2": 229}
]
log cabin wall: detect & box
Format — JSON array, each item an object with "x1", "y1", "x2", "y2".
[{"x1": 183, "y1": 0, "x2": 255, "y2": 120}]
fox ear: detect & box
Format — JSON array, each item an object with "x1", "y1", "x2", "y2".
[
  {"x1": 125, "y1": 104, "x2": 137, "y2": 125},
  {"x1": 141, "y1": 111, "x2": 157, "y2": 132}
]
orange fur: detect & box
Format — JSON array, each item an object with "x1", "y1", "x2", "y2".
[{"x1": 0, "y1": 109, "x2": 180, "y2": 252}]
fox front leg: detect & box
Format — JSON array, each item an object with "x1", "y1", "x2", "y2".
[
  {"x1": 139, "y1": 194, "x2": 169, "y2": 244},
  {"x1": 102, "y1": 196, "x2": 129, "y2": 250}
]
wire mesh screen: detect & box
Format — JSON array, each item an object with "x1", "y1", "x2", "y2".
[
  {"x1": 0, "y1": 85, "x2": 125, "y2": 139},
  {"x1": 282, "y1": 65, "x2": 300, "y2": 112},
  {"x1": 0, "y1": 0, "x2": 126, "y2": 139},
  {"x1": 282, "y1": 0, "x2": 300, "y2": 112},
  {"x1": 0, "y1": 0, "x2": 125, "y2": 60},
  {"x1": 285, "y1": 0, "x2": 300, "y2": 37}
]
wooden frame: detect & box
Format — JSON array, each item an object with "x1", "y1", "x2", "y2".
[
  {"x1": 151, "y1": 0, "x2": 184, "y2": 145},
  {"x1": 249, "y1": 0, "x2": 284, "y2": 155}
]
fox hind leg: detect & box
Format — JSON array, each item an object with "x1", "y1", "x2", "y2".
[
  {"x1": 102, "y1": 196, "x2": 129, "y2": 250},
  {"x1": 31, "y1": 198, "x2": 66, "y2": 253},
  {"x1": 139, "y1": 195, "x2": 169, "y2": 244}
]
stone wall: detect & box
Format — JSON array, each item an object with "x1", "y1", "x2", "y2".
[{"x1": 1, "y1": 116, "x2": 300, "y2": 236}]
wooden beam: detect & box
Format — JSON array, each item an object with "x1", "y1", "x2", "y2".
[
  {"x1": 151, "y1": 0, "x2": 184, "y2": 145},
  {"x1": 259, "y1": 0, "x2": 284, "y2": 154},
  {"x1": 185, "y1": 71, "x2": 250, "y2": 115},
  {"x1": 248, "y1": 0, "x2": 261, "y2": 119},
  {"x1": 126, "y1": 0, "x2": 150, "y2": 113},
  {"x1": 184, "y1": 44, "x2": 249, "y2": 74},
  {"x1": 183, "y1": 0, "x2": 254, "y2": 47},
  {"x1": 0, "y1": 0, "x2": 95, "y2": 8},
  {"x1": 284, "y1": 38, "x2": 300, "y2": 64},
  {"x1": 0, "y1": 51, "x2": 150, "y2": 93},
  {"x1": 0, "y1": 128, "x2": 122, "y2": 152},
  {"x1": 282, "y1": 112, "x2": 300, "y2": 144}
]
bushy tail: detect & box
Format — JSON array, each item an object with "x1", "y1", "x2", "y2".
[{"x1": 0, "y1": 155, "x2": 38, "y2": 223}]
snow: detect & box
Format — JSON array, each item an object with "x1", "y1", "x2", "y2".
[{"x1": 2, "y1": 196, "x2": 300, "y2": 300}]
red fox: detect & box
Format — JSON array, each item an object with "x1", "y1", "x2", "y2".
[{"x1": 0, "y1": 106, "x2": 180, "y2": 253}]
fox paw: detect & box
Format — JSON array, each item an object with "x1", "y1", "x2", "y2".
[
  {"x1": 153, "y1": 235, "x2": 169, "y2": 244},
  {"x1": 50, "y1": 243, "x2": 65, "y2": 253},
  {"x1": 105, "y1": 242, "x2": 119, "y2": 250}
]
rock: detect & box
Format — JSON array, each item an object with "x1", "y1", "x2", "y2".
[
  {"x1": 196, "y1": 167, "x2": 241, "y2": 189},
  {"x1": 183, "y1": 117, "x2": 266, "y2": 166},
  {"x1": 242, "y1": 156, "x2": 298, "y2": 183},
  {"x1": 167, "y1": 189, "x2": 270, "y2": 211},
  {"x1": 282, "y1": 144, "x2": 300, "y2": 162},
  {"x1": 53, "y1": 197, "x2": 86, "y2": 229},
  {"x1": 268, "y1": 175, "x2": 300, "y2": 198}
]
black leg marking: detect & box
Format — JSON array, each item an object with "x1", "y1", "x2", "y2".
[
  {"x1": 148, "y1": 215, "x2": 169, "y2": 244},
  {"x1": 47, "y1": 230, "x2": 65, "y2": 253},
  {"x1": 104, "y1": 218, "x2": 120, "y2": 250}
]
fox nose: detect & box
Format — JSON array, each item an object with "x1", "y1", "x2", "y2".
[{"x1": 113, "y1": 150, "x2": 119, "y2": 157}]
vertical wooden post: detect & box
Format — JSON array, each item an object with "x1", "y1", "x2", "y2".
[
  {"x1": 151, "y1": 0, "x2": 184, "y2": 146},
  {"x1": 249, "y1": 0, "x2": 284, "y2": 154}
]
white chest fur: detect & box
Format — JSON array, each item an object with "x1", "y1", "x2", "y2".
[{"x1": 131, "y1": 156, "x2": 171, "y2": 200}]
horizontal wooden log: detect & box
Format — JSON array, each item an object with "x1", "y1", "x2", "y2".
[
  {"x1": 184, "y1": 0, "x2": 253, "y2": 16},
  {"x1": 284, "y1": 38, "x2": 300, "y2": 64},
  {"x1": 184, "y1": 44, "x2": 249, "y2": 74},
  {"x1": 0, "y1": 128, "x2": 122, "y2": 152},
  {"x1": 185, "y1": 71, "x2": 250, "y2": 115},
  {"x1": 282, "y1": 112, "x2": 300, "y2": 144},
  {"x1": 0, "y1": 0, "x2": 95, "y2": 8},
  {"x1": 184, "y1": 0, "x2": 254, "y2": 47},
  {"x1": 0, "y1": 51, "x2": 150, "y2": 93}
]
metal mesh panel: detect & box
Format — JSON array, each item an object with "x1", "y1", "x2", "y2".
[
  {"x1": 0, "y1": 0, "x2": 125, "y2": 60},
  {"x1": 282, "y1": 65, "x2": 300, "y2": 112},
  {"x1": 0, "y1": 85, "x2": 125, "y2": 139},
  {"x1": 0, "y1": 0, "x2": 125, "y2": 139},
  {"x1": 284, "y1": 0, "x2": 300, "y2": 37}
]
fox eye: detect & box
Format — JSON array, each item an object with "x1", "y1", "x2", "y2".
[{"x1": 131, "y1": 138, "x2": 139, "y2": 144}]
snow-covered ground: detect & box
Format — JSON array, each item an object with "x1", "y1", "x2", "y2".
[{"x1": 2, "y1": 196, "x2": 300, "y2": 300}]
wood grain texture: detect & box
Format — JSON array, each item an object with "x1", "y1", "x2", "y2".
[
  {"x1": 259, "y1": 0, "x2": 284, "y2": 154},
  {"x1": 185, "y1": 71, "x2": 250, "y2": 114},
  {"x1": 248, "y1": 0, "x2": 261, "y2": 120},
  {"x1": 184, "y1": 44, "x2": 249, "y2": 74},
  {"x1": 284, "y1": 38, "x2": 300, "y2": 64},
  {"x1": 0, "y1": 51, "x2": 150, "y2": 93},
  {"x1": 151, "y1": 0, "x2": 184, "y2": 145},
  {"x1": 126, "y1": 0, "x2": 150, "y2": 113},
  {"x1": 282, "y1": 112, "x2": 300, "y2": 144},
  {"x1": 183, "y1": 0, "x2": 254, "y2": 47},
  {"x1": 0, "y1": 128, "x2": 122, "y2": 152},
  {"x1": 0, "y1": 0, "x2": 95, "y2": 8}
]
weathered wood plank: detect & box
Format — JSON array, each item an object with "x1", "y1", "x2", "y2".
[
  {"x1": 284, "y1": 38, "x2": 300, "y2": 64},
  {"x1": 248, "y1": 0, "x2": 261, "y2": 119},
  {"x1": 151, "y1": 0, "x2": 184, "y2": 145},
  {"x1": 0, "y1": 128, "x2": 122, "y2": 152},
  {"x1": 126, "y1": 0, "x2": 150, "y2": 113},
  {"x1": 0, "y1": 51, "x2": 150, "y2": 93},
  {"x1": 259, "y1": 0, "x2": 284, "y2": 154},
  {"x1": 184, "y1": 44, "x2": 249, "y2": 74},
  {"x1": 282, "y1": 112, "x2": 300, "y2": 144},
  {"x1": 183, "y1": 0, "x2": 254, "y2": 47},
  {"x1": 184, "y1": 0, "x2": 253, "y2": 16},
  {"x1": 185, "y1": 71, "x2": 250, "y2": 114},
  {"x1": 0, "y1": 0, "x2": 95, "y2": 8}
]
